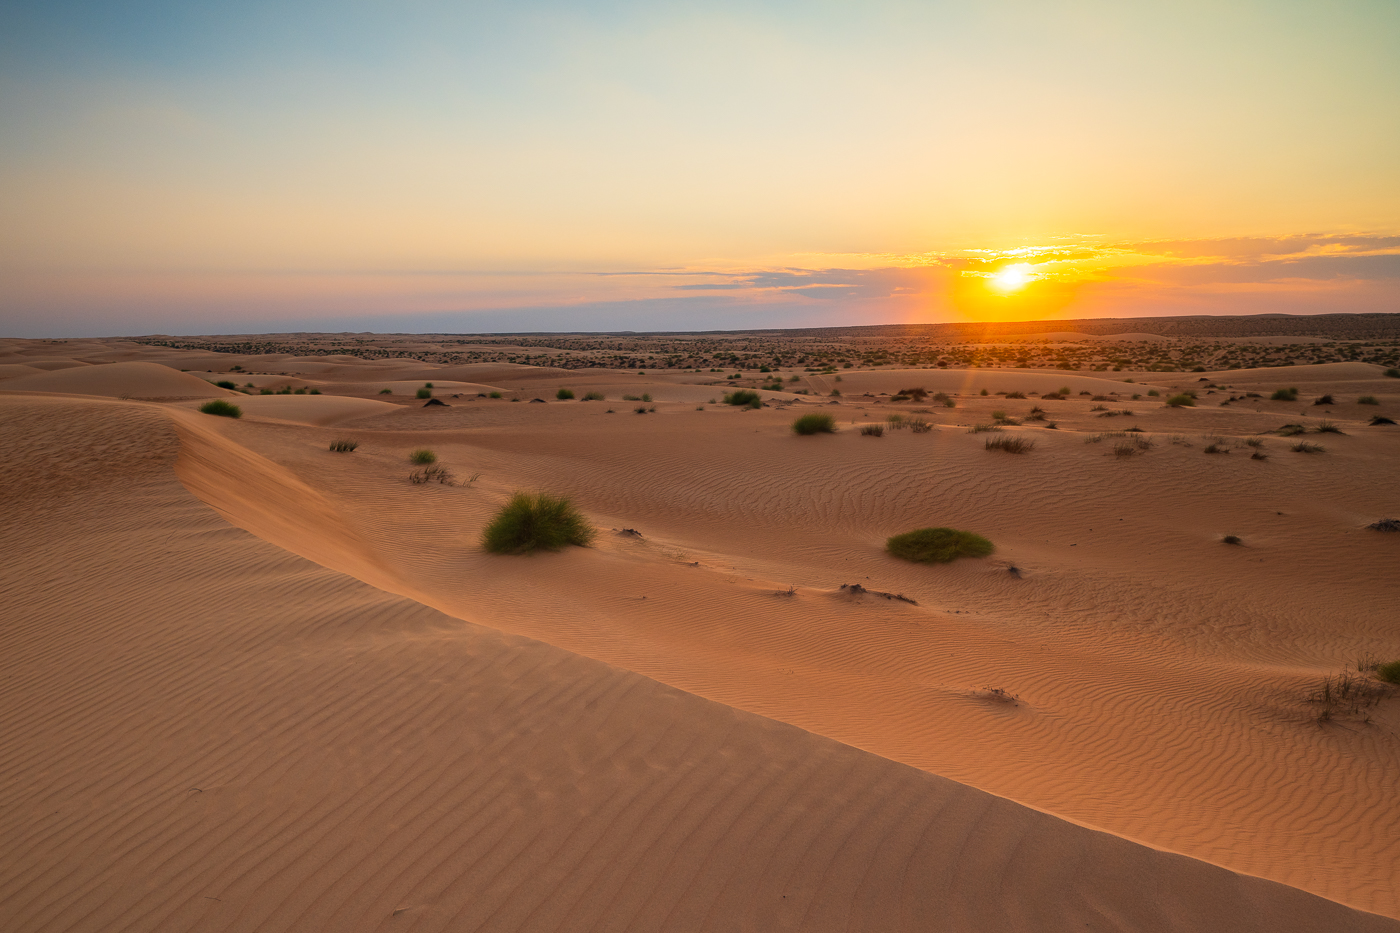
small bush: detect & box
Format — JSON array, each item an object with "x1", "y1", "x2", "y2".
[
  {"x1": 260, "y1": 388, "x2": 273, "y2": 395},
  {"x1": 1203, "y1": 442, "x2": 1228, "y2": 454},
  {"x1": 642, "y1": 393, "x2": 653, "y2": 403},
  {"x1": 1358, "y1": 395, "x2": 1379, "y2": 405},
  {"x1": 329, "y1": 439, "x2": 358, "y2": 452},
  {"x1": 932, "y1": 392, "x2": 954, "y2": 408},
  {"x1": 379, "y1": 387, "x2": 393, "y2": 394},
  {"x1": 1244, "y1": 437, "x2": 1264, "y2": 447},
  {"x1": 887, "y1": 527, "x2": 994, "y2": 563},
  {"x1": 861, "y1": 423, "x2": 885, "y2": 437},
  {"x1": 1005, "y1": 391, "x2": 1026, "y2": 399},
  {"x1": 199, "y1": 400, "x2": 242, "y2": 418},
  {"x1": 1291, "y1": 442, "x2": 1325, "y2": 453},
  {"x1": 793, "y1": 413, "x2": 837, "y2": 435},
  {"x1": 1315, "y1": 421, "x2": 1344, "y2": 434},
  {"x1": 556, "y1": 388, "x2": 575, "y2": 399},
  {"x1": 1166, "y1": 394, "x2": 1195, "y2": 407},
  {"x1": 985, "y1": 435, "x2": 1034, "y2": 453},
  {"x1": 1147, "y1": 389, "x2": 1159, "y2": 397},
  {"x1": 968, "y1": 424, "x2": 1002, "y2": 433},
  {"x1": 1271, "y1": 387, "x2": 1298, "y2": 401},
  {"x1": 991, "y1": 409, "x2": 1007, "y2": 420},
  {"x1": 425, "y1": 383, "x2": 434, "y2": 389},
  {"x1": 1385, "y1": 368, "x2": 1400, "y2": 378},
  {"x1": 582, "y1": 391, "x2": 605, "y2": 401},
  {"x1": 409, "y1": 448, "x2": 437, "y2": 464},
  {"x1": 409, "y1": 465, "x2": 453, "y2": 485},
  {"x1": 215, "y1": 380, "x2": 237, "y2": 389},
  {"x1": 1377, "y1": 661, "x2": 1400, "y2": 684},
  {"x1": 724, "y1": 389, "x2": 762, "y2": 408},
  {"x1": 980, "y1": 388, "x2": 989, "y2": 396},
  {"x1": 1276, "y1": 423, "x2": 1307, "y2": 436},
  {"x1": 908, "y1": 418, "x2": 932, "y2": 434},
  {"x1": 1371, "y1": 415, "x2": 1397, "y2": 425},
  {"x1": 416, "y1": 388, "x2": 432, "y2": 399},
  {"x1": 635, "y1": 406, "x2": 649, "y2": 414},
  {"x1": 482, "y1": 492, "x2": 595, "y2": 554},
  {"x1": 1222, "y1": 535, "x2": 1242, "y2": 545},
  {"x1": 1313, "y1": 394, "x2": 1334, "y2": 406},
  {"x1": 489, "y1": 391, "x2": 502, "y2": 399}
]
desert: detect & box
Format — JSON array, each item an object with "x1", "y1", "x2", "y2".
[{"x1": 2, "y1": 320, "x2": 1398, "y2": 932}]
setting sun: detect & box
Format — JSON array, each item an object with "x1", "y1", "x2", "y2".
[{"x1": 988, "y1": 263, "x2": 1035, "y2": 293}]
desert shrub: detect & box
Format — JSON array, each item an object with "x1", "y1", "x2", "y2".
[
  {"x1": 980, "y1": 388, "x2": 989, "y2": 396},
  {"x1": 1025, "y1": 406, "x2": 1046, "y2": 421},
  {"x1": 329, "y1": 439, "x2": 358, "y2": 452},
  {"x1": 830, "y1": 389, "x2": 841, "y2": 396},
  {"x1": 556, "y1": 387, "x2": 575, "y2": 399},
  {"x1": 1291, "y1": 442, "x2": 1325, "y2": 453},
  {"x1": 260, "y1": 388, "x2": 273, "y2": 395},
  {"x1": 215, "y1": 380, "x2": 237, "y2": 389},
  {"x1": 199, "y1": 400, "x2": 242, "y2": 418},
  {"x1": 294, "y1": 388, "x2": 306, "y2": 395},
  {"x1": 1385, "y1": 368, "x2": 1400, "y2": 378},
  {"x1": 1313, "y1": 394, "x2": 1334, "y2": 406},
  {"x1": 908, "y1": 418, "x2": 932, "y2": 434},
  {"x1": 1005, "y1": 391, "x2": 1026, "y2": 399},
  {"x1": 1315, "y1": 421, "x2": 1344, "y2": 434},
  {"x1": 642, "y1": 393, "x2": 652, "y2": 403},
  {"x1": 1371, "y1": 416, "x2": 1397, "y2": 425},
  {"x1": 409, "y1": 465, "x2": 453, "y2": 485},
  {"x1": 1089, "y1": 404, "x2": 1107, "y2": 411},
  {"x1": 968, "y1": 424, "x2": 1001, "y2": 433},
  {"x1": 861, "y1": 423, "x2": 885, "y2": 437},
  {"x1": 1203, "y1": 442, "x2": 1228, "y2": 454},
  {"x1": 425, "y1": 383, "x2": 433, "y2": 388},
  {"x1": 887, "y1": 413, "x2": 905, "y2": 426},
  {"x1": 482, "y1": 492, "x2": 595, "y2": 554},
  {"x1": 991, "y1": 409, "x2": 1008, "y2": 420},
  {"x1": 792, "y1": 413, "x2": 837, "y2": 435},
  {"x1": 1276, "y1": 423, "x2": 1307, "y2": 436},
  {"x1": 724, "y1": 389, "x2": 762, "y2": 408},
  {"x1": 1244, "y1": 437, "x2": 1264, "y2": 447},
  {"x1": 416, "y1": 387, "x2": 432, "y2": 399},
  {"x1": 409, "y1": 448, "x2": 437, "y2": 464},
  {"x1": 932, "y1": 392, "x2": 954, "y2": 408},
  {"x1": 310, "y1": 388, "x2": 321, "y2": 394},
  {"x1": 379, "y1": 387, "x2": 393, "y2": 394},
  {"x1": 622, "y1": 394, "x2": 641, "y2": 401},
  {"x1": 635, "y1": 406, "x2": 649, "y2": 414},
  {"x1": 1271, "y1": 387, "x2": 1298, "y2": 401},
  {"x1": 896, "y1": 387, "x2": 928, "y2": 399},
  {"x1": 489, "y1": 391, "x2": 502, "y2": 398},
  {"x1": 582, "y1": 391, "x2": 605, "y2": 401},
  {"x1": 1377, "y1": 661, "x2": 1400, "y2": 684},
  {"x1": 985, "y1": 435, "x2": 1034, "y2": 453},
  {"x1": 1147, "y1": 389, "x2": 1160, "y2": 397},
  {"x1": 1222, "y1": 535, "x2": 1242, "y2": 545},
  {"x1": 1166, "y1": 394, "x2": 1195, "y2": 407},
  {"x1": 887, "y1": 527, "x2": 994, "y2": 563},
  {"x1": 1358, "y1": 395, "x2": 1379, "y2": 405}
]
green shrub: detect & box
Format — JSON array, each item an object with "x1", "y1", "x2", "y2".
[
  {"x1": 724, "y1": 389, "x2": 762, "y2": 408},
  {"x1": 379, "y1": 387, "x2": 393, "y2": 394},
  {"x1": 1147, "y1": 389, "x2": 1159, "y2": 397},
  {"x1": 1166, "y1": 394, "x2": 1195, "y2": 407},
  {"x1": 582, "y1": 391, "x2": 605, "y2": 401},
  {"x1": 416, "y1": 387, "x2": 432, "y2": 399},
  {"x1": 1377, "y1": 661, "x2": 1400, "y2": 684},
  {"x1": 409, "y1": 448, "x2": 437, "y2": 464},
  {"x1": 1358, "y1": 395, "x2": 1379, "y2": 405},
  {"x1": 482, "y1": 492, "x2": 595, "y2": 554},
  {"x1": 199, "y1": 400, "x2": 242, "y2": 418},
  {"x1": 886, "y1": 527, "x2": 994, "y2": 563},
  {"x1": 329, "y1": 439, "x2": 358, "y2": 452},
  {"x1": 215, "y1": 380, "x2": 237, "y2": 389},
  {"x1": 641, "y1": 393, "x2": 652, "y2": 403},
  {"x1": 260, "y1": 388, "x2": 274, "y2": 395},
  {"x1": 489, "y1": 391, "x2": 502, "y2": 398},
  {"x1": 1385, "y1": 368, "x2": 1400, "y2": 378},
  {"x1": 1271, "y1": 387, "x2": 1298, "y2": 401},
  {"x1": 556, "y1": 387, "x2": 575, "y2": 399},
  {"x1": 792, "y1": 413, "x2": 837, "y2": 435},
  {"x1": 860, "y1": 423, "x2": 884, "y2": 437}
]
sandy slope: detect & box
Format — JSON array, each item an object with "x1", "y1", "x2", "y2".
[
  {"x1": 0, "y1": 361, "x2": 234, "y2": 399},
  {"x1": 7, "y1": 395, "x2": 1392, "y2": 932},
  {"x1": 156, "y1": 366, "x2": 1400, "y2": 918}
]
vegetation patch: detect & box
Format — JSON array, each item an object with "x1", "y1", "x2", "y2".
[
  {"x1": 723, "y1": 389, "x2": 762, "y2": 408},
  {"x1": 199, "y1": 400, "x2": 242, "y2": 418},
  {"x1": 860, "y1": 423, "x2": 885, "y2": 437},
  {"x1": 1291, "y1": 441, "x2": 1325, "y2": 453},
  {"x1": 556, "y1": 387, "x2": 575, "y2": 399},
  {"x1": 1271, "y1": 387, "x2": 1299, "y2": 401},
  {"x1": 1358, "y1": 395, "x2": 1379, "y2": 405},
  {"x1": 482, "y1": 492, "x2": 595, "y2": 554},
  {"x1": 328, "y1": 439, "x2": 358, "y2": 452},
  {"x1": 1313, "y1": 394, "x2": 1334, "y2": 406},
  {"x1": 582, "y1": 391, "x2": 605, "y2": 401},
  {"x1": 409, "y1": 465, "x2": 453, "y2": 485},
  {"x1": 886, "y1": 527, "x2": 994, "y2": 564},
  {"x1": 792, "y1": 412, "x2": 837, "y2": 435},
  {"x1": 985, "y1": 435, "x2": 1034, "y2": 453},
  {"x1": 1165, "y1": 394, "x2": 1195, "y2": 407},
  {"x1": 409, "y1": 448, "x2": 437, "y2": 464},
  {"x1": 416, "y1": 387, "x2": 432, "y2": 399}
]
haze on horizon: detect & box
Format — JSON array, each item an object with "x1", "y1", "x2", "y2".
[{"x1": 2, "y1": 0, "x2": 1397, "y2": 337}]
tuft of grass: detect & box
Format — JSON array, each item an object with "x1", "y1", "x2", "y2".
[
  {"x1": 556, "y1": 387, "x2": 575, "y2": 399},
  {"x1": 968, "y1": 423, "x2": 1002, "y2": 433},
  {"x1": 379, "y1": 387, "x2": 393, "y2": 394},
  {"x1": 635, "y1": 405, "x2": 649, "y2": 414},
  {"x1": 329, "y1": 439, "x2": 358, "y2": 452},
  {"x1": 1202, "y1": 442, "x2": 1229, "y2": 454},
  {"x1": 1276, "y1": 423, "x2": 1307, "y2": 436},
  {"x1": 1371, "y1": 415, "x2": 1397, "y2": 425},
  {"x1": 582, "y1": 391, "x2": 605, "y2": 401},
  {"x1": 1315, "y1": 421, "x2": 1345, "y2": 434},
  {"x1": 908, "y1": 418, "x2": 932, "y2": 434},
  {"x1": 641, "y1": 393, "x2": 652, "y2": 403},
  {"x1": 932, "y1": 392, "x2": 955, "y2": 408},
  {"x1": 886, "y1": 527, "x2": 994, "y2": 564},
  {"x1": 1357, "y1": 395, "x2": 1379, "y2": 405},
  {"x1": 1271, "y1": 387, "x2": 1298, "y2": 401},
  {"x1": 1166, "y1": 394, "x2": 1196, "y2": 407},
  {"x1": 1147, "y1": 389, "x2": 1160, "y2": 397},
  {"x1": 860, "y1": 423, "x2": 885, "y2": 437},
  {"x1": 723, "y1": 389, "x2": 762, "y2": 409},
  {"x1": 482, "y1": 492, "x2": 595, "y2": 554},
  {"x1": 489, "y1": 390, "x2": 503, "y2": 398},
  {"x1": 1313, "y1": 394, "x2": 1334, "y2": 406},
  {"x1": 409, "y1": 448, "x2": 437, "y2": 464},
  {"x1": 215, "y1": 380, "x2": 237, "y2": 389},
  {"x1": 792, "y1": 413, "x2": 837, "y2": 435},
  {"x1": 1222, "y1": 534, "x2": 1242, "y2": 545},
  {"x1": 1004, "y1": 391, "x2": 1026, "y2": 399},
  {"x1": 1386, "y1": 368, "x2": 1400, "y2": 378},
  {"x1": 1377, "y1": 661, "x2": 1400, "y2": 684},
  {"x1": 1291, "y1": 441, "x2": 1325, "y2": 453},
  {"x1": 985, "y1": 435, "x2": 1035, "y2": 453},
  {"x1": 416, "y1": 387, "x2": 432, "y2": 399},
  {"x1": 1244, "y1": 437, "x2": 1264, "y2": 447},
  {"x1": 199, "y1": 400, "x2": 242, "y2": 418},
  {"x1": 409, "y1": 465, "x2": 453, "y2": 485}
]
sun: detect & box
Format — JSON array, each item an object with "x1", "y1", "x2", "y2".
[{"x1": 988, "y1": 263, "x2": 1035, "y2": 293}]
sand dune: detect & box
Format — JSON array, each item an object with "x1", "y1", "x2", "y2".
[
  {"x1": 0, "y1": 361, "x2": 233, "y2": 399},
  {"x1": 175, "y1": 394, "x2": 402, "y2": 426},
  {"x1": 7, "y1": 394, "x2": 1392, "y2": 932}
]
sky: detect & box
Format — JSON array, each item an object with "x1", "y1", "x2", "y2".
[{"x1": 1, "y1": 0, "x2": 1397, "y2": 336}]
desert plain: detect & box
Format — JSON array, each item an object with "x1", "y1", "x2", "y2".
[{"x1": 2, "y1": 318, "x2": 1399, "y2": 932}]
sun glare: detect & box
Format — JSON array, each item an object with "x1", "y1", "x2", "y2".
[{"x1": 988, "y1": 263, "x2": 1035, "y2": 293}]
